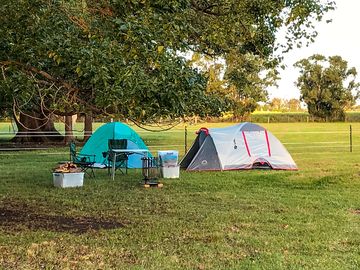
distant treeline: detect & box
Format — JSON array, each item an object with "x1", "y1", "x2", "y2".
[{"x1": 239, "y1": 112, "x2": 360, "y2": 123}]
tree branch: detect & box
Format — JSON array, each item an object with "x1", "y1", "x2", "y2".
[
  {"x1": 1, "y1": 60, "x2": 110, "y2": 116},
  {"x1": 190, "y1": 0, "x2": 230, "y2": 16},
  {"x1": 1, "y1": 60, "x2": 78, "y2": 94}
]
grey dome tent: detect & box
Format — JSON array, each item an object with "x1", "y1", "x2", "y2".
[{"x1": 180, "y1": 122, "x2": 297, "y2": 171}]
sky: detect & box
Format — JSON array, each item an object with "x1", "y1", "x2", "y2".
[{"x1": 268, "y1": 0, "x2": 360, "y2": 100}]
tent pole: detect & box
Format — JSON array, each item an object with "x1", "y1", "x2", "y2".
[{"x1": 185, "y1": 124, "x2": 188, "y2": 153}]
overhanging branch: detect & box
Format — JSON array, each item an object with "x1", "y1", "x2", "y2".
[{"x1": 1, "y1": 60, "x2": 111, "y2": 116}]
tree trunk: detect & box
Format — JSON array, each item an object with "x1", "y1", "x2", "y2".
[
  {"x1": 84, "y1": 114, "x2": 93, "y2": 142},
  {"x1": 64, "y1": 115, "x2": 74, "y2": 144},
  {"x1": 12, "y1": 111, "x2": 63, "y2": 143}
]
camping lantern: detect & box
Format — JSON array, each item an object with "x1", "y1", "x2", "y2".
[{"x1": 141, "y1": 157, "x2": 162, "y2": 187}]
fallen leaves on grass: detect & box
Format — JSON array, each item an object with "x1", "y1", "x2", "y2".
[{"x1": 350, "y1": 209, "x2": 360, "y2": 215}]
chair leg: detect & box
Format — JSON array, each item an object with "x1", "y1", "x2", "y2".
[
  {"x1": 117, "y1": 163, "x2": 125, "y2": 175},
  {"x1": 82, "y1": 166, "x2": 95, "y2": 178},
  {"x1": 109, "y1": 159, "x2": 128, "y2": 177},
  {"x1": 107, "y1": 159, "x2": 112, "y2": 176},
  {"x1": 89, "y1": 167, "x2": 95, "y2": 178}
]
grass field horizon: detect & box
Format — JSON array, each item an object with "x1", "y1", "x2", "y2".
[{"x1": 1, "y1": 122, "x2": 360, "y2": 269}]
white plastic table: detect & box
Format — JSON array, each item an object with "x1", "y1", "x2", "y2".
[{"x1": 110, "y1": 149, "x2": 149, "y2": 180}]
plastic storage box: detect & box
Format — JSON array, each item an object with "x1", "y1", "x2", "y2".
[
  {"x1": 53, "y1": 172, "x2": 84, "y2": 188},
  {"x1": 160, "y1": 166, "x2": 180, "y2": 178}
]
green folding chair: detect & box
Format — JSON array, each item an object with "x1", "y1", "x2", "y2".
[
  {"x1": 69, "y1": 141, "x2": 96, "y2": 178},
  {"x1": 106, "y1": 139, "x2": 129, "y2": 175}
]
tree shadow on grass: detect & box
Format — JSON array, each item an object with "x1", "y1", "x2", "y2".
[{"x1": 0, "y1": 199, "x2": 125, "y2": 234}]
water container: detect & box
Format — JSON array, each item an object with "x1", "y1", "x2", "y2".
[{"x1": 158, "y1": 150, "x2": 178, "y2": 167}]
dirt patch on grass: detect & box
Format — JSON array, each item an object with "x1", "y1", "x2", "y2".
[{"x1": 0, "y1": 200, "x2": 124, "y2": 234}]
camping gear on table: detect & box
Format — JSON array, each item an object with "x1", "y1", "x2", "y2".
[
  {"x1": 80, "y1": 122, "x2": 151, "y2": 169},
  {"x1": 180, "y1": 122, "x2": 298, "y2": 171}
]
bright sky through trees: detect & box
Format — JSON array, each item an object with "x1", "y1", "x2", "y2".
[{"x1": 269, "y1": 0, "x2": 360, "y2": 100}]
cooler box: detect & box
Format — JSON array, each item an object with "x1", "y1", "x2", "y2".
[
  {"x1": 161, "y1": 166, "x2": 180, "y2": 178},
  {"x1": 158, "y1": 150, "x2": 179, "y2": 167},
  {"x1": 53, "y1": 172, "x2": 84, "y2": 188}
]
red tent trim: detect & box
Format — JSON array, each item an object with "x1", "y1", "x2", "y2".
[
  {"x1": 265, "y1": 130, "x2": 271, "y2": 157},
  {"x1": 242, "y1": 131, "x2": 251, "y2": 157},
  {"x1": 196, "y1": 127, "x2": 209, "y2": 136}
]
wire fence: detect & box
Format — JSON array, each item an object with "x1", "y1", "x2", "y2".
[{"x1": 0, "y1": 124, "x2": 358, "y2": 156}]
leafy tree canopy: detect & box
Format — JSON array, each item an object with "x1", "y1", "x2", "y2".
[
  {"x1": 294, "y1": 54, "x2": 360, "y2": 120},
  {"x1": 0, "y1": 0, "x2": 335, "y2": 124}
]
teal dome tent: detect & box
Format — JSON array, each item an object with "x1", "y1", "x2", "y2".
[{"x1": 80, "y1": 122, "x2": 151, "y2": 168}]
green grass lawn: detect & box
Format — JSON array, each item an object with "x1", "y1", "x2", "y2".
[{"x1": 1, "y1": 122, "x2": 360, "y2": 269}]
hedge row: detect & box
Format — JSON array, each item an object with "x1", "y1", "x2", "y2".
[{"x1": 243, "y1": 112, "x2": 360, "y2": 123}]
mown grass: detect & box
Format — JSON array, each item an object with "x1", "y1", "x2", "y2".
[{"x1": 1, "y1": 122, "x2": 360, "y2": 269}]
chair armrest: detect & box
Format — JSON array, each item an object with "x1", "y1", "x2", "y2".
[
  {"x1": 77, "y1": 153, "x2": 96, "y2": 163},
  {"x1": 79, "y1": 153, "x2": 95, "y2": 157}
]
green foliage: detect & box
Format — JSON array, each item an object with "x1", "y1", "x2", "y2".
[
  {"x1": 0, "y1": 0, "x2": 335, "y2": 123},
  {"x1": 294, "y1": 54, "x2": 360, "y2": 121},
  {"x1": 224, "y1": 53, "x2": 277, "y2": 117},
  {"x1": 260, "y1": 98, "x2": 304, "y2": 113}
]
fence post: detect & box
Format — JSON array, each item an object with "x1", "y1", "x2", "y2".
[
  {"x1": 350, "y1": 125, "x2": 353, "y2": 153},
  {"x1": 184, "y1": 124, "x2": 188, "y2": 154}
]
